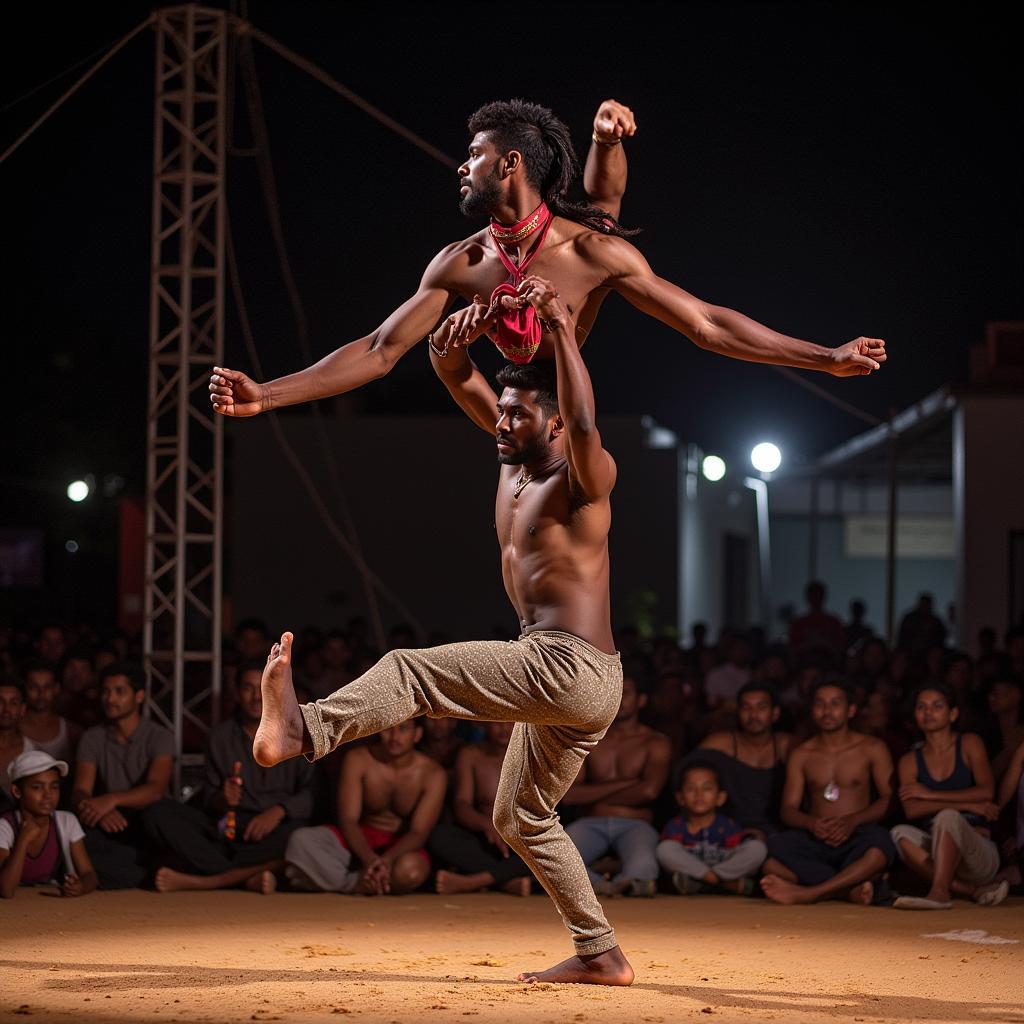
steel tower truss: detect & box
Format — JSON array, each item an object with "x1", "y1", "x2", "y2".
[{"x1": 144, "y1": 5, "x2": 227, "y2": 794}]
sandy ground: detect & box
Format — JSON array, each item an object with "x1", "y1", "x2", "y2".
[{"x1": 1, "y1": 889, "x2": 1021, "y2": 1024}]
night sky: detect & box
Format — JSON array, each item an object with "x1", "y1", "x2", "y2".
[{"x1": 1, "y1": 2, "x2": 1021, "y2": 619}]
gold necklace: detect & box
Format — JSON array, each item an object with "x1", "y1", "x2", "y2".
[{"x1": 513, "y1": 469, "x2": 532, "y2": 499}]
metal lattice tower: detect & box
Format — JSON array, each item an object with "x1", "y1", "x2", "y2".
[{"x1": 144, "y1": 5, "x2": 227, "y2": 795}]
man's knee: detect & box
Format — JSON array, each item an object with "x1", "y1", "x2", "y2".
[{"x1": 390, "y1": 852, "x2": 429, "y2": 893}]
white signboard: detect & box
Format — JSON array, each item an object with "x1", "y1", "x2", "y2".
[{"x1": 844, "y1": 516, "x2": 955, "y2": 559}]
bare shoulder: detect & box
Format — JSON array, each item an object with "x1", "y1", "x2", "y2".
[
  {"x1": 776, "y1": 732, "x2": 795, "y2": 756},
  {"x1": 897, "y1": 749, "x2": 916, "y2": 775},
  {"x1": 426, "y1": 231, "x2": 493, "y2": 284},
  {"x1": 698, "y1": 730, "x2": 733, "y2": 754},
  {"x1": 411, "y1": 750, "x2": 448, "y2": 784},
  {"x1": 571, "y1": 226, "x2": 645, "y2": 276},
  {"x1": 455, "y1": 743, "x2": 483, "y2": 768},
  {"x1": 960, "y1": 732, "x2": 988, "y2": 757},
  {"x1": 641, "y1": 726, "x2": 672, "y2": 754},
  {"x1": 343, "y1": 745, "x2": 372, "y2": 768},
  {"x1": 791, "y1": 736, "x2": 817, "y2": 759}
]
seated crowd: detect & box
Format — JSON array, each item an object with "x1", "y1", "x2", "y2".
[{"x1": 1, "y1": 585, "x2": 1023, "y2": 914}]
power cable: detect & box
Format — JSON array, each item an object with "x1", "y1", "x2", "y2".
[
  {"x1": 0, "y1": 14, "x2": 154, "y2": 167},
  {"x1": 224, "y1": 213, "x2": 426, "y2": 638},
  {"x1": 236, "y1": 34, "x2": 389, "y2": 651}
]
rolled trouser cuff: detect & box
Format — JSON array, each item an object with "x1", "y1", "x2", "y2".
[
  {"x1": 573, "y1": 931, "x2": 619, "y2": 957},
  {"x1": 300, "y1": 701, "x2": 329, "y2": 761}
]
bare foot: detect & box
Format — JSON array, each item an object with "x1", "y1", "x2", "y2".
[
  {"x1": 517, "y1": 946, "x2": 634, "y2": 986},
  {"x1": 244, "y1": 870, "x2": 277, "y2": 895},
  {"x1": 847, "y1": 880, "x2": 873, "y2": 906},
  {"x1": 253, "y1": 632, "x2": 306, "y2": 767},
  {"x1": 436, "y1": 870, "x2": 488, "y2": 895},
  {"x1": 760, "y1": 874, "x2": 815, "y2": 905},
  {"x1": 501, "y1": 876, "x2": 531, "y2": 897},
  {"x1": 154, "y1": 867, "x2": 204, "y2": 893}
]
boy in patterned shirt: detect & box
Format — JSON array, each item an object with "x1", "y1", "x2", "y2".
[{"x1": 656, "y1": 761, "x2": 767, "y2": 894}]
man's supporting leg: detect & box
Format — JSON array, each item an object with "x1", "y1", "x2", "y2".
[
  {"x1": 565, "y1": 817, "x2": 614, "y2": 887},
  {"x1": 493, "y1": 722, "x2": 633, "y2": 985}
]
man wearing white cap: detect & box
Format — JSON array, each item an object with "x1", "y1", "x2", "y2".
[{"x1": 0, "y1": 749, "x2": 97, "y2": 898}]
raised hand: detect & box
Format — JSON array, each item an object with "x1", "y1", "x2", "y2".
[
  {"x1": 829, "y1": 337, "x2": 887, "y2": 377},
  {"x1": 209, "y1": 366, "x2": 268, "y2": 417},
  {"x1": 593, "y1": 98, "x2": 637, "y2": 143}
]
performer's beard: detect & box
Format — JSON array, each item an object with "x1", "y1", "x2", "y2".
[
  {"x1": 460, "y1": 170, "x2": 503, "y2": 218},
  {"x1": 497, "y1": 428, "x2": 549, "y2": 466}
]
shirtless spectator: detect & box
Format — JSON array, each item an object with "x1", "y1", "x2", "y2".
[
  {"x1": 20, "y1": 660, "x2": 80, "y2": 764},
  {"x1": 144, "y1": 662, "x2": 314, "y2": 894},
  {"x1": 890, "y1": 684, "x2": 1008, "y2": 909},
  {"x1": 429, "y1": 721, "x2": 532, "y2": 895},
  {"x1": 762, "y1": 679, "x2": 895, "y2": 905},
  {"x1": 789, "y1": 581, "x2": 846, "y2": 663},
  {"x1": 692, "y1": 682, "x2": 792, "y2": 837},
  {"x1": 284, "y1": 719, "x2": 445, "y2": 894},
  {"x1": 0, "y1": 677, "x2": 35, "y2": 808},
  {"x1": 418, "y1": 716, "x2": 465, "y2": 782},
  {"x1": 72, "y1": 663, "x2": 174, "y2": 889},
  {"x1": 563, "y1": 676, "x2": 671, "y2": 896}
]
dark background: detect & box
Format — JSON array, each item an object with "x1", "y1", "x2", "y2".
[{"x1": 1, "y1": 2, "x2": 1020, "y2": 625}]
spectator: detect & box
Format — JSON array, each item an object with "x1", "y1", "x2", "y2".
[
  {"x1": 1, "y1": 750, "x2": 96, "y2": 899},
  {"x1": 694, "y1": 681, "x2": 792, "y2": 836},
  {"x1": 563, "y1": 676, "x2": 671, "y2": 897},
  {"x1": 20, "y1": 659, "x2": 79, "y2": 763},
  {"x1": 429, "y1": 721, "x2": 532, "y2": 895},
  {"x1": 762, "y1": 679, "x2": 895, "y2": 905},
  {"x1": 704, "y1": 634, "x2": 753, "y2": 710},
  {"x1": 0, "y1": 676, "x2": 35, "y2": 806},
  {"x1": 144, "y1": 662, "x2": 314, "y2": 894},
  {"x1": 34, "y1": 624, "x2": 66, "y2": 667},
  {"x1": 986, "y1": 674, "x2": 1024, "y2": 780},
  {"x1": 314, "y1": 629, "x2": 353, "y2": 698},
  {"x1": 284, "y1": 720, "x2": 444, "y2": 894},
  {"x1": 788, "y1": 582, "x2": 846, "y2": 662},
  {"x1": 845, "y1": 599, "x2": 874, "y2": 650},
  {"x1": 418, "y1": 716, "x2": 465, "y2": 783},
  {"x1": 891, "y1": 683, "x2": 1007, "y2": 909},
  {"x1": 656, "y1": 761, "x2": 767, "y2": 894},
  {"x1": 72, "y1": 662, "x2": 173, "y2": 889},
  {"x1": 234, "y1": 618, "x2": 270, "y2": 662},
  {"x1": 61, "y1": 649, "x2": 98, "y2": 725},
  {"x1": 855, "y1": 689, "x2": 909, "y2": 761},
  {"x1": 897, "y1": 593, "x2": 947, "y2": 657},
  {"x1": 994, "y1": 739, "x2": 1024, "y2": 887}
]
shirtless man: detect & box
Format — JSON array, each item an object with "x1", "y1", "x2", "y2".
[
  {"x1": 252, "y1": 276, "x2": 633, "y2": 986},
  {"x1": 19, "y1": 660, "x2": 80, "y2": 764},
  {"x1": 563, "y1": 675, "x2": 671, "y2": 896},
  {"x1": 762, "y1": 678, "x2": 895, "y2": 904},
  {"x1": 429, "y1": 720, "x2": 533, "y2": 896},
  {"x1": 208, "y1": 99, "x2": 885, "y2": 420},
  {"x1": 284, "y1": 719, "x2": 445, "y2": 895},
  {"x1": 694, "y1": 681, "x2": 793, "y2": 837}
]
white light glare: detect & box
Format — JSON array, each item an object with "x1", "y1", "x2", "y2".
[
  {"x1": 701, "y1": 454, "x2": 726, "y2": 482},
  {"x1": 750, "y1": 442, "x2": 782, "y2": 474},
  {"x1": 67, "y1": 480, "x2": 90, "y2": 503}
]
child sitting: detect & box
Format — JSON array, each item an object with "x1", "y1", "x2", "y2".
[
  {"x1": 0, "y1": 750, "x2": 97, "y2": 898},
  {"x1": 657, "y1": 760, "x2": 767, "y2": 894}
]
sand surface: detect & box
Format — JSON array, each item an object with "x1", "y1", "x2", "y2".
[{"x1": 1, "y1": 889, "x2": 1021, "y2": 1023}]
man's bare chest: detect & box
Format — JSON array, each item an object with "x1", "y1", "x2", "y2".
[{"x1": 363, "y1": 771, "x2": 421, "y2": 817}]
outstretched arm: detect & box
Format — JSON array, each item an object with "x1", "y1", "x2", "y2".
[
  {"x1": 210, "y1": 245, "x2": 462, "y2": 416},
  {"x1": 583, "y1": 99, "x2": 636, "y2": 220},
  {"x1": 516, "y1": 276, "x2": 616, "y2": 499},
  {"x1": 601, "y1": 237, "x2": 886, "y2": 376}
]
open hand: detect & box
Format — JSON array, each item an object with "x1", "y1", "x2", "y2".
[
  {"x1": 243, "y1": 805, "x2": 285, "y2": 842},
  {"x1": 97, "y1": 809, "x2": 129, "y2": 833},
  {"x1": 209, "y1": 366, "x2": 268, "y2": 417},
  {"x1": 829, "y1": 337, "x2": 887, "y2": 377},
  {"x1": 593, "y1": 99, "x2": 637, "y2": 142}
]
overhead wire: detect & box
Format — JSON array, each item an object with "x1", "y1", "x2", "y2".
[
  {"x1": 235, "y1": 31, "x2": 389, "y2": 651},
  {"x1": 0, "y1": 14, "x2": 155, "y2": 167}
]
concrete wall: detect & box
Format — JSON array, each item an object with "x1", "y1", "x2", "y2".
[
  {"x1": 228, "y1": 415, "x2": 677, "y2": 640},
  {"x1": 955, "y1": 395, "x2": 1024, "y2": 652}
]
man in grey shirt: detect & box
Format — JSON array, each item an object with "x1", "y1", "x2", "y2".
[
  {"x1": 72, "y1": 663, "x2": 174, "y2": 888},
  {"x1": 144, "y1": 661, "x2": 314, "y2": 893}
]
